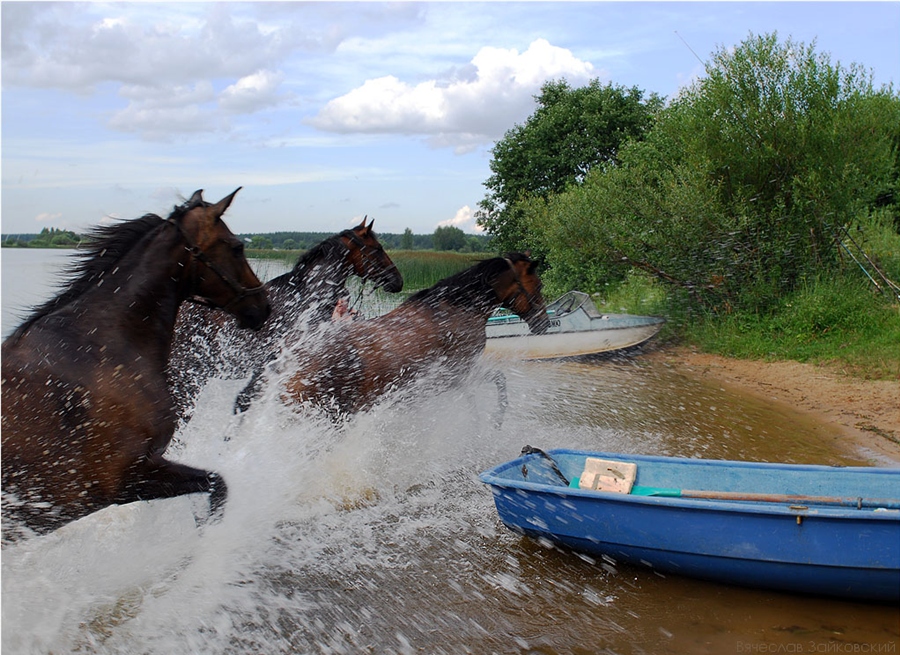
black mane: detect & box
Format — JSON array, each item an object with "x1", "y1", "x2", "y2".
[
  {"x1": 9, "y1": 198, "x2": 203, "y2": 339},
  {"x1": 267, "y1": 229, "x2": 355, "y2": 290},
  {"x1": 407, "y1": 253, "x2": 532, "y2": 308}
]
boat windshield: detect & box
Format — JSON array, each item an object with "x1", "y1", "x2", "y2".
[
  {"x1": 488, "y1": 290, "x2": 603, "y2": 323},
  {"x1": 547, "y1": 291, "x2": 596, "y2": 317}
]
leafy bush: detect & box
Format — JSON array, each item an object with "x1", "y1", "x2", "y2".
[
  {"x1": 522, "y1": 33, "x2": 900, "y2": 316},
  {"x1": 477, "y1": 79, "x2": 662, "y2": 254}
]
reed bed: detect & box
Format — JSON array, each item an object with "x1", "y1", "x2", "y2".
[
  {"x1": 388, "y1": 251, "x2": 488, "y2": 290},
  {"x1": 356, "y1": 251, "x2": 490, "y2": 316},
  {"x1": 249, "y1": 249, "x2": 491, "y2": 317}
]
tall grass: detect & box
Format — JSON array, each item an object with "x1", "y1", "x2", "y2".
[
  {"x1": 389, "y1": 251, "x2": 489, "y2": 289},
  {"x1": 245, "y1": 249, "x2": 297, "y2": 263},
  {"x1": 685, "y1": 276, "x2": 900, "y2": 380},
  {"x1": 595, "y1": 219, "x2": 900, "y2": 380}
]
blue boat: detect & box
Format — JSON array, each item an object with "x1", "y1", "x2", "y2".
[{"x1": 480, "y1": 448, "x2": 900, "y2": 602}]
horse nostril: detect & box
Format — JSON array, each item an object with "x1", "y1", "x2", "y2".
[
  {"x1": 382, "y1": 277, "x2": 403, "y2": 293},
  {"x1": 243, "y1": 304, "x2": 271, "y2": 331},
  {"x1": 528, "y1": 310, "x2": 551, "y2": 335}
]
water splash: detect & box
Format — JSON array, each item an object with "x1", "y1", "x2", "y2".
[{"x1": 3, "y1": 354, "x2": 881, "y2": 654}]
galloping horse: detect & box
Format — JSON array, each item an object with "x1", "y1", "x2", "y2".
[
  {"x1": 167, "y1": 217, "x2": 403, "y2": 426},
  {"x1": 1, "y1": 189, "x2": 270, "y2": 540},
  {"x1": 269, "y1": 253, "x2": 548, "y2": 417}
]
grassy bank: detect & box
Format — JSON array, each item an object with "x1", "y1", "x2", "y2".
[
  {"x1": 601, "y1": 272, "x2": 900, "y2": 380},
  {"x1": 684, "y1": 278, "x2": 900, "y2": 380}
]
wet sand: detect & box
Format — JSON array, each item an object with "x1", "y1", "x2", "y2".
[{"x1": 649, "y1": 346, "x2": 900, "y2": 466}]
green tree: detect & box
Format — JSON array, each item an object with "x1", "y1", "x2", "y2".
[
  {"x1": 433, "y1": 225, "x2": 467, "y2": 251},
  {"x1": 50, "y1": 232, "x2": 79, "y2": 246},
  {"x1": 524, "y1": 33, "x2": 900, "y2": 312},
  {"x1": 282, "y1": 238, "x2": 298, "y2": 250},
  {"x1": 476, "y1": 79, "x2": 663, "y2": 253},
  {"x1": 249, "y1": 235, "x2": 273, "y2": 250},
  {"x1": 30, "y1": 227, "x2": 80, "y2": 247},
  {"x1": 464, "y1": 236, "x2": 486, "y2": 253},
  {"x1": 400, "y1": 228, "x2": 414, "y2": 250}
]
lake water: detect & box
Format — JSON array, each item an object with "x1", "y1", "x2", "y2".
[{"x1": 2, "y1": 248, "x2": 897, "y2": 655}]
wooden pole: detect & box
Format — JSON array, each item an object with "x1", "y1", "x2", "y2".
[{"x1": 630, "y1": 486, "x2": 900, "y2": 510}]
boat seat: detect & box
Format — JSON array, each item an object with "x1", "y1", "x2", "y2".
[{"x1": 577, "y1": 458, "x2": 637, "y2": 493}]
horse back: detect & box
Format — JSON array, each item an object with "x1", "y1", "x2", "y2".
[{"x1": 282, "y1": 300, "x2": 487, "y2": 414}]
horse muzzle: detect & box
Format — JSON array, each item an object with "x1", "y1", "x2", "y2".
[
  {"x1": 525, "y1": 308, "x2": 551, "y2": 335},
  {"x1": 377, "y1": 270, "x2": 404, "y2": 294},
  {"x1": 236, "y1": 300, "x2": 272, "y2": 331}
]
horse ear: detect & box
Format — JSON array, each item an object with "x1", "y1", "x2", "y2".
[
  {"x1": 357, "y1": 215, "x2": 368, "y2": 230},
  {"x1": 367, "y1": 217, "x2": 375, "y2": 231},
  {"x1": 210, "y1": 187, "x2": 242, "y2": 220},
  {"x1": 188, "y1": 190, "x2": 204, "y2": 207}
]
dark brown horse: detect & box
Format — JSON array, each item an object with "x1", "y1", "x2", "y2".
[
  {"x1": 271, "y1": 253, "x2": 548, "y2": 417},
  {"x1": 167, "y1": 217, "x2": 403, "y2": 426},
  {"x1": 1, "y1": 189, "x2": 270, "y2": 540}
]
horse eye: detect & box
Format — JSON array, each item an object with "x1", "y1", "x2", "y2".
[{"x1": 233, "y1": 242, "x2": 244, "y2": 257}]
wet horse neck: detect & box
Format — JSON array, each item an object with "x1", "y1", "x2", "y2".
[
  {"x1": 389, "y1": 282, "x2": 503, "y2": 358},
  {"x1": 266, "y1": 243, "x2": 354, "y2": 332},
  {"x1": 417, "y1": 279, "x2": 503, "y2": 321},
  {"x1": 73, "y1": 229, "x2": 195, "y2": 366}
]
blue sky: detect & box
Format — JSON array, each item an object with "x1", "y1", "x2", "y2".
[{"x1": 2, "y1": 2, "x2": 899, "y2": 237}]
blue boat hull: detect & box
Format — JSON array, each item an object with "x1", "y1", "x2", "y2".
[{"x1": 480, "y1": 450, "x2": 900, "y2": 602}]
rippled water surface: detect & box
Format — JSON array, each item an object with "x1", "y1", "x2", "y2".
[{"x1": 2, "y1": 250, "x2": 897, "y2": 654}]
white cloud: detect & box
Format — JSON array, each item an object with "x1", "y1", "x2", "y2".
[
  {"x1": 437, "y1": 205, "x2": 483, "y2": 234},
  {"x1": 35, "y1": 212, "x2": 63, "y2": 223},
  {"x1": 106, "y1": 73, "x2": 288, "y2": 140},
  {"x1": 1, "y1": 6, "x2": 598, "y2": 148},
  {"x1": 119, "y1": 81, "x2": 216, "y2": 108},
  {"x1": 1, "y1": 4, "x2": 297, "y2": 140},
  {"x1": 106, "y1": 81, "x2": 220, "y2": 139},
  {"x1": 220, "y1": 70, "x2": 287, "y2": 114},
  {"x1": 2, "y1": 136, "x2": 394, "y2": 191},
  {"x1": 309, "y1": 39, "x2": 595, "y2": 149},
  {"x1": 108, "y1": 102, "x2": 224, "y2": 141},
  {"x1": 2, "y1": 5, "x2": 290, "y2": 92}
]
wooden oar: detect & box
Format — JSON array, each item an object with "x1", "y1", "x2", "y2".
[{"x1": 630, "y1": 486, "x2": 900, "y2": 510}]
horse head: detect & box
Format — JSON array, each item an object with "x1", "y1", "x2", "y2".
[
  {"x1": 174, "y1": 188, "x2": 271, "y2": 330},
  {"x1": 496, "y1": 252, "x2": 550, "y2": 334},
  {"x1": 341, "y1": 216, "x2": 404, "y2": 293}
]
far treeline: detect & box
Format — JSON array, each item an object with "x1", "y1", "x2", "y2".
[
  {"x1": 2, "y1": 227, "x2": 82, "y2": 248},
  {"x1": 2, "y1": 225, "x2": 493, "y2": 253},
  {"x1": 476, "y1": 32, "x2": 899, "y2": 378},
  {"x1": 238, "y1": 226, "x2": 492, "y2": 253}
]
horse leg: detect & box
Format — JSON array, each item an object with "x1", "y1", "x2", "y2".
[
  {"x1": 117, "y1": 455, "x2": 228, "y2": 524},
  {"x1": 234, "y1": 366, "x2": 265, "y2": 414},
  {"x1": 233, "y1": 347, "x2": 281, "y2": 414},
  {"x1": 167, "y1": 344, "x2": 217, "y2": 430},
  {"x1": 486, "y1": 369, "x2": 508, "y2": 428}
]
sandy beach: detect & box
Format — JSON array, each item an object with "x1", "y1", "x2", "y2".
[{"x1": 649, "y1": 347, "x2": 900, "y2": 466}]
